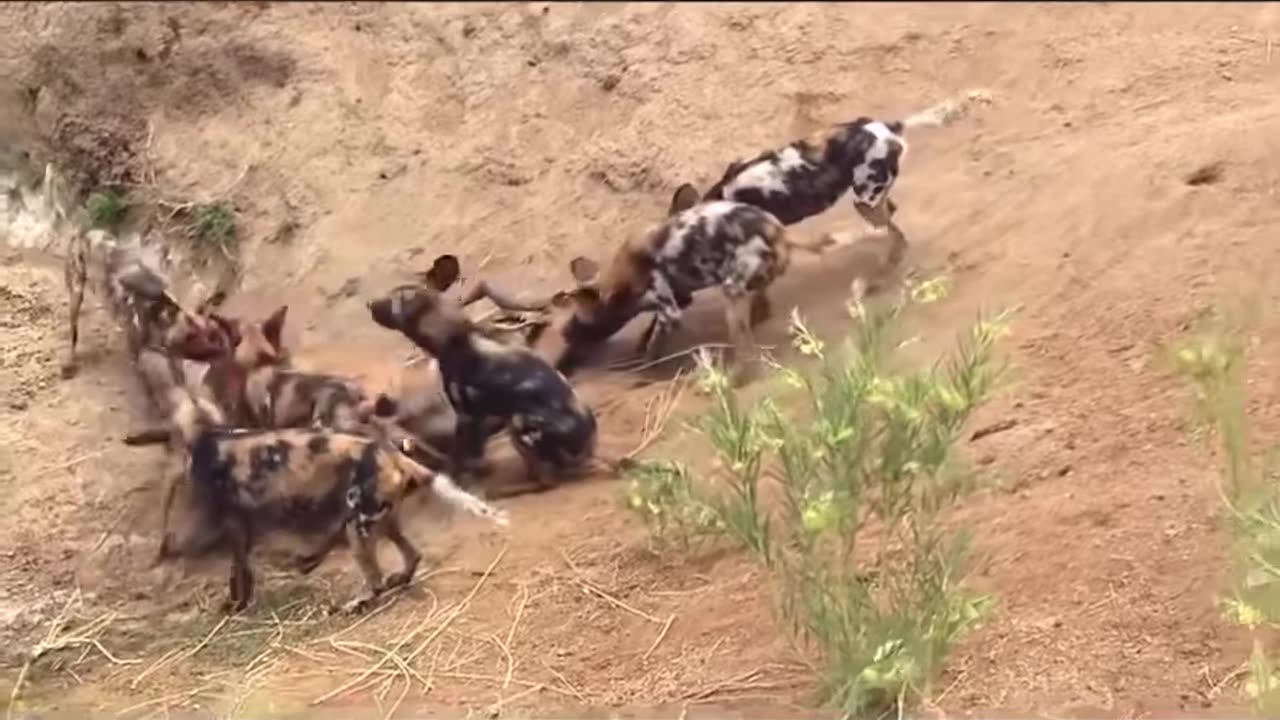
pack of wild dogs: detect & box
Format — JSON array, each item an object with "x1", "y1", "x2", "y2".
[{"x1": 59, "y1": 91, "x2": 988, "y2": 615}]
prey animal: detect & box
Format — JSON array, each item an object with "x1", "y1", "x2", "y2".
[
  {"x1": 368, "y1": 281, "x2": 599, "y2": 496},
  {"x1": 136, "y1": 384, "x2": 509, "y2": 614}
]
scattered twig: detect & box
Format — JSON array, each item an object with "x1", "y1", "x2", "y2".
[
  {"x1": 311, "y1": 546, "x2": 506, "y2": 706},
  {"x1": 114, "y1": 682, "x2": 220, "y2": 718},
  {"x1": 623, "y1": 372, "x2": 688, "y2": 461},
  {"x1": 607, "y1": 343, "x2": 741, "y2": 372},
  {"x1": 432, "y1": 671, "x2": 573, "y2": 697},
  {"x1": 132, "y1": 616, "x2": 228, "y2": 688},
  {"x1": 9, "y1": 594, "x2": 138, "y2": 720},
  {"x1": 969, "y1": 418, "x2": 1018, "y2": 442},
  {"x1": 559, "y1": 550, "x2": 663, "y2": 623},
  {"x1": 538, "y1": 659, "x2": 585, "y2": 701},
  {"x1": 30, "y1": 450, "x2": 106, "y2": 480},
  {"x1": 643, "y1": 614, "x2": 676, "y2": 661},
  {"x1": 485, "y1": 683, "x2": 545, "y2": 716}
]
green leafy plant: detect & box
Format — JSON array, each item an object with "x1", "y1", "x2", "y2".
[
  {"x1": 1168, "y1": 307, "x2": 1280, "y2": 715},
  {"x1": 625, "y1": 282, "x2": 1010, "y2": 717},
  {"x1": 86, "y1": 189, "x2": 127, "y2": 230},
  {"x1": 192, "y1": 202, "x2": 236, "y2": 246}
]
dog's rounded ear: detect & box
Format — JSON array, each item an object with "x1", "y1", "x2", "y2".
[
  {"x1": 571, "y1": 286, "x2": 603, "y2": 313},
  {"x1": 262, "y1": 305, "x2": 288, "y2": 351},
  {"x1": 373, "y1": 393, "x2": 399, "y2": 418},
  {"x1": 669, "y1": 183, "x2": 702, "y2": 216},
  {"x1": 424, "y1": 255, "x2": 461, "y2": 292},
  {"x1": 569, "y1": 256, "x2": 600, "y2": 285}
]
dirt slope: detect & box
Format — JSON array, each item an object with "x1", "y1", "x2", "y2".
[{"x1": 3, "y1": 2, "x2": 1280, "y2": 717}]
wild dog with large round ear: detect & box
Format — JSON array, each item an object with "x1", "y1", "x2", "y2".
[
  {"x1": 367, "y1": 282, "x2": 599, "y2": 496},
  {"x1": 546, "y1": 184, "x2": 850, "y2": 385},
  {"x1": 144, "y1": 385, "x2": 509, "y2": 614}
]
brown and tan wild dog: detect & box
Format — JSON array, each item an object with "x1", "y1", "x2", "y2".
[
  {"x1": 368, "y1": 280, "x2": 599, "y2": 497},
  {"x1": 133, "y1": 383, "x2": 510, "y2": 614},
  {"x1": 549, "y1": 185, "x2": 849, "y2": 383}
]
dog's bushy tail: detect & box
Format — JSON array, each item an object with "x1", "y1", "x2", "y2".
[
  {"x1": 429, "y1": 473, "x2": 511, "y2": 527},
  {"x1": 890, "y1": 89, "x2": 994, "y2": 133}
]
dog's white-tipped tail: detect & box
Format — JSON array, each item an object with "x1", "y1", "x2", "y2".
[
  {"x1": 898, "y1": 89, "x2": 994, "y2": 131},
  {"x1": 430, "y1": 473, "x2": 510, "y2": 527}
]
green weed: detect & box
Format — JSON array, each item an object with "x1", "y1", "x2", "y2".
[{"x1": 625, "y1": 283, "x2": 1010, "y2": 717}]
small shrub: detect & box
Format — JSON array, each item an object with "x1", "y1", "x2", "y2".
[
  {"x1": 1168, "y1": 308, "x2": 1280, "y2": 715},
  {"x1": 192, "y1": 202, "x2": 236, "y2": 247},
  {"x1": 625, "y1": 284, "x2": 1010, "y2": 717},
  {"x1": 86, "y1": 189, "x2": 127, "y2": 230}
]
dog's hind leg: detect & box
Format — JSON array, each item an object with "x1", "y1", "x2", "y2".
[
  {"x1": 62, "y1": 255, "x2": 87, "y2": 379},
  {"x1": 380, "y1": 513, "x2": 421, "y2": 590},
  {"x1": 153, "y1": 461, "x2": 184, "y2": 566},
  {"x1": 294, "y1": 524, "x2": 347, "y2": 575}
]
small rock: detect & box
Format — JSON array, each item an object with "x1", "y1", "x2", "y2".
[
  {"x1": 1056, "y1": 464, "x2": 1072, "y2": 477},
  {"x1": 600, "y1": 73, "x2": 621, "y2": 91},
  {"x1": 1185, "y1": 161, "x2": 1225, "y2": 186}
]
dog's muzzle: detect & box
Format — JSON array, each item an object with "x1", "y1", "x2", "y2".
[{"x1": 367, "y1": 299, "x2": 395, "y2": 328}]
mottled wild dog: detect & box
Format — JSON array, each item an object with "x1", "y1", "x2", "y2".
[
  {"x1": 367, "y1": 281, "x2": 599, "y2": 496},
  {"x1": 552, "y1": 186, "x2": 848, "y2": 383},
  {"x1": 63, "y1": 221, "x2": 229, "y2": 382},
  {"x1": 698, "y1": 90, "x2": 992, "y2": 301},
  {"x1": 701, "y1": 90, "x2": 992, "y2": 233},
  {"x1": 132, "y1": 383, "x2": 510, "y2": 614}
]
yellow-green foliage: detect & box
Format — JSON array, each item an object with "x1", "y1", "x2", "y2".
[
  {"x1": 1169, "y1": 310, "x2": 1280, "y2": 715},
  {"x1": 626, "y1": 280, "x2": 1010, "y2": 717}
]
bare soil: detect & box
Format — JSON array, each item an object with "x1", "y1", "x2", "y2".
[{"x1": 3, "y1": 2, "x2": 1280, "y2": 718}]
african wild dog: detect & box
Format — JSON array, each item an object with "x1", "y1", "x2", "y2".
[
  {"x1": 63, "y1": 222, "x2": 230, "y2": 381},
  {"x1": 367, "y1": 281, "x2": 599, "y2": 497},
  {"x1": 551, "y1": 185, "x2": 849, "y2": 383},
  {"x1": 700, "y1": 90, "x2": 992, "y2": 280},
  {"x1": 131, "y1": 383, "x2": 509, "y2": 614}
]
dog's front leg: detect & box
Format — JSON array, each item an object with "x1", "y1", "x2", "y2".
[
  {"x1": 451, "y1": 413, "x2": 492, "y2": 487},
  {"x1": 722, "y1": 290, "x2": 759, "y2": 387},
  {"x1": 342, "y1": 522, "x2": 385, "y2": 614},
  {"x1": 62, "y1": 270, "x2": 86, "y2": 379},
  {"x1": 222, "y1": 516, "x2": 255, "y2": 614},
  {"x1": 380, "y1": 513, "x2": 421, "y2": 590},
  {"x1": 640, "y1": 304, "x2": 681, "y2": 361}
]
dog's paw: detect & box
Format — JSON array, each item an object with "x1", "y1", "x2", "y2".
[
  {"x1": 385, "y1": 571, "x2": 414, "y2": 589},
  {"x1": 490, "y1": 508, "x2": 511, "y2": 528},
  {"x1": 342, "y1": 593, "x2": 379, "y2": 615}
]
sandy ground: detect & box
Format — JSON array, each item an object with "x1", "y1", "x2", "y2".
[{"x1": 3, "y1": 2, "x2": 1280, "y2": 717}]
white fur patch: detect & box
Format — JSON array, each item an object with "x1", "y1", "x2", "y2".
[
  {"x1": 430, "y1": 473, "x2": 510, "y2": 526},
  {"x1": 851, "y1": 122, "x2": 904, "y2": 205},
  {"x1": 726, "y1": 146, "x2": 812, "y2": 197}
]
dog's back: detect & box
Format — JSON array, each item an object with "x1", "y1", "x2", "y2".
[
  {"x1": 650, "y1": 200, "x2": 791, "y2": 303},
  {"x1": 703, "y1": 118, "x2": 903, "y2": 226},
  {"x1": 189, "y1": 427, "x2": 373, "y2": 534}
]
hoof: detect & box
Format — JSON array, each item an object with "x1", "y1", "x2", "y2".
[{"x1": 60, "y1": 362, "x2": 79, "y2": 380}]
